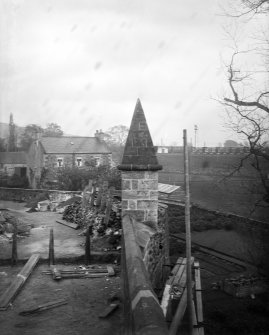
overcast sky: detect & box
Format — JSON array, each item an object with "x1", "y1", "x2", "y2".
[{"x1": 0, "y1": 0, "x2": 266, "y2": 146}]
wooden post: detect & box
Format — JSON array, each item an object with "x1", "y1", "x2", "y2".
[
  {"x1": 11, "y1": 220, "x2": 18, "y2": 266},
  {"x1": 85, "y1": 226, "x2": 91, "y2": 265},
  {"x1": 90, "y1": 183, "x2": 96, "y2": 208},
  {"x1": 96, "y1": 185, "x2": 103, "y2": 209},
  {"x1": 48, "y1": 228, "x2": 55, "y2": 266},
  {"x1": 183, "y1": 129, "x2": 193, "y2": 335}
]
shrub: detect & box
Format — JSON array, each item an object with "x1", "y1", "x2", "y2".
[
  {"x1": 6, "y1": 174, "x2": 29, "y2": 188},
  {"x1": 202, "y1": 160, "x2": 210, "y2": 168},
  {"x1": 56, "y1": 166, "x2": 121, "y2": 191}
]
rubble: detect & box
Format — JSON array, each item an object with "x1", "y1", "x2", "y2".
[
  {"x1": 0, "y1": 211, "x2": 32, "y2": 237},
  {"x1": 214, "y1": 274, "x2": 268, "y2": 298},
  {"x1": 25, "y1": 193, "x2": 50, "y2": 211},
  {"x1": 61, "y1": 188, "x2": 122, "y2": 250}
]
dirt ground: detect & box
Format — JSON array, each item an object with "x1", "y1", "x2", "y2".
[
  {"x1": 0, "y1": 264, "x2": 123, "y2": 335},
  {"x1": 0, "y1": 201, "x2": 123, "y2": 335},
  {"x1": 0, "y1": 200, "x2": 120, "y2": 261}
]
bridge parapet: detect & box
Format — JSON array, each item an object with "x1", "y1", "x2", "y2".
[
  {"x1": 121, "y1": 214, "x2": 168, "y2": 334},
  {"x1": 119, "y1": 100, "x2": 168, "y2": 333}
]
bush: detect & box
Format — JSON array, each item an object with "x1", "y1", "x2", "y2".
[
  {"x1": 6, "y1": 174, "x2": 29, "y2": 188},
  {"x1": 56, "y1": 166, "x2": 121, "y2": 191},
  {"x1": 0, "y1": 171, "x2": 8, "y2": 187}
]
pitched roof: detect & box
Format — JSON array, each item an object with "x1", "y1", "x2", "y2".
[
  {"x1": 40, "y1": 136, "x2": 111, "y2": 154},
  {"x1": 0, "y1": 152, "x2": 27, "y2": 164},
  {"x1": 118, "y1": 99, "x2": 162, "y2": 171}
]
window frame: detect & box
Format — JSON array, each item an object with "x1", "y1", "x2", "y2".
[
  {"x1": 76, "y1": 157, "x2": 83, "y2": 167},
  {"x1": 57, "y1": 157, "x2": 63, "y2": 168}
]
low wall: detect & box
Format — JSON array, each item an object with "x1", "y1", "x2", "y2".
[
  {"x1": 121, "y1": 215, "x2": 168, "y2": 334},
  {"x1": 0, "y1": 187, "x2": 81, "y2": 204},
  {"x1": 157, "y1": 153, "x2": 269, "y2": 177}
]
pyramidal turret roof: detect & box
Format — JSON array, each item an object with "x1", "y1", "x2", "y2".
[{"x1": 118, "y1": 99, "x2": 162, "y2": 171}]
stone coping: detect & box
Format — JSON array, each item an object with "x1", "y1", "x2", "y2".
[{"x1": 118, "y1": 164, "x2": 163, "y2": 171}]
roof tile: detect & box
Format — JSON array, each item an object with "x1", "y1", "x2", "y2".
[
  {"x1": 0, "y1": 152, "x2": 27, "y2": 164},
  {"x1": 118, "y1": 99, "x2": 162, "y2": 171},
  {"x1": 40, "y1": 136, "x2": 111, "y2": 154}
]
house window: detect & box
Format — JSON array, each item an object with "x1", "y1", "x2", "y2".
[
  {"x1": 76, "y1": 158, "x2": 82, "y2": 167},
  {"x1": 57, "y1": 158, "x2": 63, "y2": 167}
]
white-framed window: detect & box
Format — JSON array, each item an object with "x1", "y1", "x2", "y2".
[
  {"x1": 57, "y1": 158, "x2": 63, "y2": 167},
  {"x1": 76, "y1": 158, "x2": 82, "y2": 167}
]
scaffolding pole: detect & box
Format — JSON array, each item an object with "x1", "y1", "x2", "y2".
[{"x1": 183, "y1": 129, "x2": 193, "y2": 335}]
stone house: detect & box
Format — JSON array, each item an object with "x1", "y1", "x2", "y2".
[
  {"x1": 0, "y1": 152, "x2": 28, "y2": 177},
  {"x1": 27, "y1": 135, "x2": 112, "y2": 188}
]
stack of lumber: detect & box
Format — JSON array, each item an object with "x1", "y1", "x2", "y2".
[
  {"x1": 42, "y1": 265, "x2": 115, "y2": 280},
  {"x1": 161, "y1": 257, "x2": 204, "y2": 335}
]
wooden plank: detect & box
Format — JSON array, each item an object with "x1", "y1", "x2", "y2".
[
  {"x1": 0, "y1": 254, "x2": 40, "y2": 310},
  {"x1": 42, "y1": 269, "x2": 109, "y2": 275},
  {"x1": 162, "y1": 258, "x2": 185, "y2": 320},
  {"x1": 172, "y1": 260, "x2": 186, "y2": 285},
  {"x1": 194, "y1": 261, "x2": 204, "y2": 335},
  {"x1": 107, "y1": 265, "x2": 115, "y2": 276},
  {"x1": 98, "y1": 302, "x2": 119, "y2": 318},
  {"x1": 161, "y1": 283, "x2": 171, "y2": 316},
  {"x1": 192, "y1": 299, "x2": 200, "y2": 335},
  {"x1": 19, "y1": 299, "x2": 67, "y2": 316},
  {"x1": 51, "y1": 267, "x2": 62, "y2": 280},
  {"x1": 168, "y1": 288, "x2": 187, "y2": 335},
  {"x1": 56, "y1": 273, "x2": 110, "y2": 279},
  {"x1": 175, "y1": 257, "x2": 194, "y2": 288},
  {"x1": 171, "y1": 257, "x2": 184, "y2": 276},
  {"x1": 56, "y1": 220, "x2": 78, "y2": 230},
  {"x1": 167, "y1": 257, "x2": 194, "y2": 322},
  {"x1": 0, "y1": 277, "x2": 24, "y2": 310}
]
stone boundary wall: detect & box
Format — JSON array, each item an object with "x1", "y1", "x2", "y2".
[
  {"x1": 121, "y1": 214, "x2": 168, "y2": 334},
  {"x1": 157, "y1": 153, "x2": 269, "y2": 177},
  {"x1": 0, "y1": 187, "x2": 81, "y2": 203}
]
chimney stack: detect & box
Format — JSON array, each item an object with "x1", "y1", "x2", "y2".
[{"x1": 95, "y1": 129, "x2": 105, "y2": 141}]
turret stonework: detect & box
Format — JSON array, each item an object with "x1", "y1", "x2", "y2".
[{"x1": 118, "y1": 99, "x2": 162, "y2": 225}]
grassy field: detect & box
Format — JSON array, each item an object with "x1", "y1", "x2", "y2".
[{"x1": 159, "y1": 172, "x2": 269, "y2": 223}]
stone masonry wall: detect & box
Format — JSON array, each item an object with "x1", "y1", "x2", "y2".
[
  {"x1": 44, "y1": 153, "x2": 111, "y2": 169},
  {"x1": 121, "y1": 170, "x2": 159, "y2": 226},
  {"x1": 0, "y1": 187, "x2": 81, "y2": 203},
  {"x1": 121, "y1": 170, "x2": 169, "y2": 289},
  {"x1": 143, "y1": 205, "x2": 169, "y2": 289}
]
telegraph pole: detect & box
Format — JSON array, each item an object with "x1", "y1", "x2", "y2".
[
  {"x1": 194, "y1": 125, "x2": 198, "y2": 148},
  {"x1": 183, "y1": 129, "x2": 193, "y2": 335}
]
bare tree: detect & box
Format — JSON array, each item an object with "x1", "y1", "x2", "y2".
[
  {"x1": 220, "y1": 2, "x2": 269, "y2": 210},
  {"x1": 225, "y1": 0, "x2": 269, "y2": 17}
]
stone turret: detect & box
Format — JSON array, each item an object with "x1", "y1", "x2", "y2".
[{"x1": 118, "y1": 99, "x2": 162, "y2": 226}]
